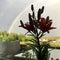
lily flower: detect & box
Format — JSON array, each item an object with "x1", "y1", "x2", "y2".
[
  {"x1": 19, "y1": 21, "x2": 35, "y2": 31},
  {"x1": 38, "y1": 18, "x2": 56, "y2": 33}
]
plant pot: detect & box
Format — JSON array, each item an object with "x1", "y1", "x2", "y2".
[{"x1": 0, "y1": 40, "x2": 20, "y2": 59}]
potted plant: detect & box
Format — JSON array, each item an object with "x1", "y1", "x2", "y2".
[
  {"x1": 0, "y1": 31, "x2": 20, "y2": 59},
  {"x1": 19, "y1": 5, "x2": 56, "y2": 60}
]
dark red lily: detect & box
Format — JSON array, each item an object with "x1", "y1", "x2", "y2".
[
  {"x1": 19, "y1": 20, "x2": 35, "y2": 31},
  {"x1": 25, "y1": 22, "x2": 31, "y2": 31},
  {"x1": 19, "y1": 5, "x2": 56, "y2": 34},
  {"x1": 38, "y1": 18, "x2": 56, "y2": 33}
]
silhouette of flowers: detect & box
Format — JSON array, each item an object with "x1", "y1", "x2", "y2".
[
  {"x1": 19, "y1": 4, "x2": 56, "y2": 60},
  {"x1": 19, "y1": 5, "x2": 56, "y2": 34}
]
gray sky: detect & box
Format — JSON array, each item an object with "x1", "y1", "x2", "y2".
[
  {"x1": 8, "y1": 0, "x2": 60, "y2": 36},
  {"x1": 0, "y1": 0, "x2": 35, "y2": 31}
]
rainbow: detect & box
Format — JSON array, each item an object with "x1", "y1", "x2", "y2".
[
  {"x1": 8, "y1": 0, "x2": 39, "y2": 33},
  {"x1": 8, "y1": 0, "x2": 59, "y2": 33}
]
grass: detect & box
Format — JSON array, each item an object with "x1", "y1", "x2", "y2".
[
  {"x1": 0, "y1": 31, "x2": 60, "y2": 49},
  {"x1": 20, "y1": 36, "x2": 60, "y2": 49},
  {"x1": 49, "y1": 39, "x2": 60, "y2": 48},
  {"x1": 42, "y1": 36, "x2": 60, "y2": 48},
  {"x1": 42, "y1": 36, "x2": 60, "y2": 40}
]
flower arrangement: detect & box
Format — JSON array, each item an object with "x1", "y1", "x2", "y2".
[{"x1": 19, "y1": 4, "x2": 56, "y2": 60}]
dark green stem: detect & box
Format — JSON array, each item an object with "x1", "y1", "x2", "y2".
[{"x1": 36, "y1": 31, "x2": 44, "y2": 60}]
